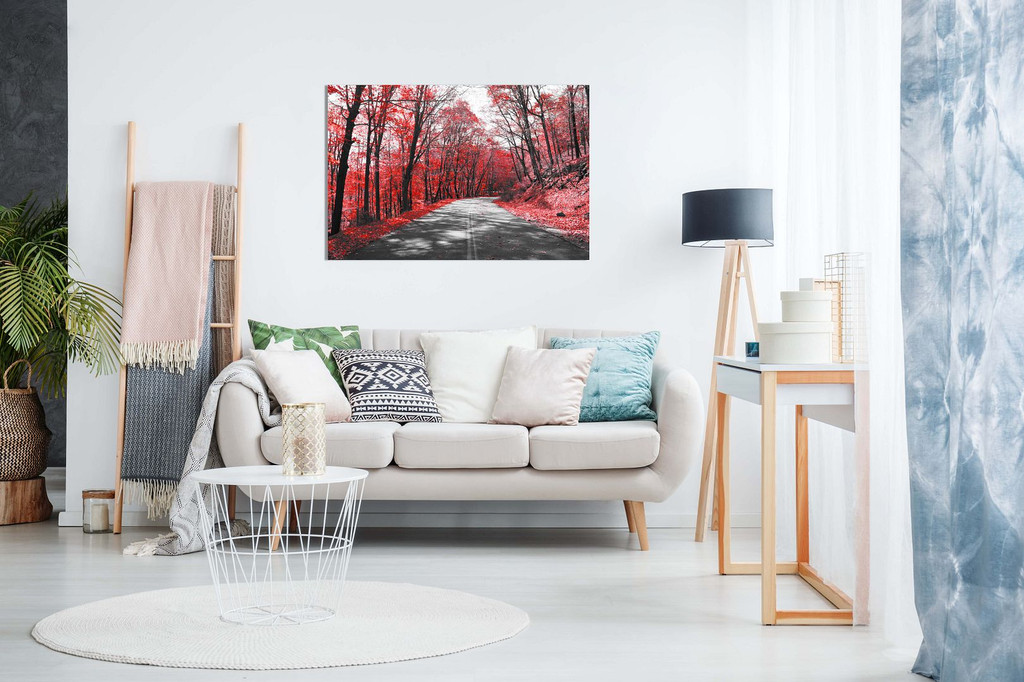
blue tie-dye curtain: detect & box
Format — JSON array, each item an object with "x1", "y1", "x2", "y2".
[{"x1": 901, "y1": 1, "x2": 1024, "y2": 679}]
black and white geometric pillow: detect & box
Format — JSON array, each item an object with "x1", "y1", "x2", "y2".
[{"x1": 332, "y1": 349, "x2": 442, "y2": 423}]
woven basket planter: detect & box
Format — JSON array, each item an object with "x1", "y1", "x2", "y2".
[{"x1": 0, "y1": 360, "x2": 51, "y2": 481}]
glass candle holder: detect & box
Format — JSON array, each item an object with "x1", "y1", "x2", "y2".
[
  {"x1": 281, "y1": 402, "x2": 327, "y2": 476},
  {"x1": 82, "y1": 489, "x2": 114, "y2": 533}
]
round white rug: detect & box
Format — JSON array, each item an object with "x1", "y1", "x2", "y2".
[{"x1": 32, "y1": 581, "x2": 529, "y2": 670}]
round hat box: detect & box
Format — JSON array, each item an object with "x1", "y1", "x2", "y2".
[
  {"x1": 780, "y1": 290, "x2": 833, "y2": 322},
  {"x1": 757, "y1": 322, "x2": 832, "y2": 364}
]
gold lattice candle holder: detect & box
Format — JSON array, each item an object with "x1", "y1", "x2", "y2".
[{"x1": 281, "y1": 402, "x2": 327, "y2": 476}]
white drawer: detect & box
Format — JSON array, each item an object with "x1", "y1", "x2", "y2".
[{"x1": 717, "y1": 364, "x2": 854, "y2": 407}]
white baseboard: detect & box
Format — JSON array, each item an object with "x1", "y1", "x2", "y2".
[
  {"x1": 59, "y1": 510, "x2": 170, "y2": 527},
  {"x1": 358, "y1": 512, "x2": 762, "y2": 529},
  {"x1": 58, "y1": 509, "x2": 763, "y2": 529}
]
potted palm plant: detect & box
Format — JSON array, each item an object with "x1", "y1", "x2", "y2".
[{"x1": 0, "y1": 196, "x2": 121, "y2": 523}]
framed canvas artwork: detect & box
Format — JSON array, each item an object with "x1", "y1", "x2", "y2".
[{"x1": 326, "y1": 85, "x2": 589, "y2": 260}]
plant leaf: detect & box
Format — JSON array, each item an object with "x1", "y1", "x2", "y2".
[{"x1": 0, "y1": 262, "x2": 53, "y2": 352}]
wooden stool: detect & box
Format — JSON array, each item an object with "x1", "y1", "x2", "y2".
[{"x1": 0, "y1": 477, "x2": 53, "y2": 525}]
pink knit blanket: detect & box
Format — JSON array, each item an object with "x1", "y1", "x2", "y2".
[{"x1": 120, "y1": 181, "x2": 214, "y2": 372}]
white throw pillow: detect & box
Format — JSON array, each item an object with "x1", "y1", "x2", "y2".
[
  {"x1": 251, "y1": 349, "x2": 352, "y2": 423},
  {"x1": 419, "y1": 327, "x2": 538, "y2": 422},
  {"x1": 491, "y1": 347, "x2": 597, "y2": 427}
]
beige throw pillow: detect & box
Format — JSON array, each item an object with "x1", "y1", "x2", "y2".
[
  {"x1": 491, "y1": 347, "x2": 597, "y2": 427},
  {"x1": 419, "y1": 327, "x2": 538, "y2": 422},
  {"x1": 251, "y1": 349, "x2": 352, "y2": 423}
]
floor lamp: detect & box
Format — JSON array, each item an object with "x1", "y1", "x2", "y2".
[{"x1": 682, "y1": 188, "x2": 774, "y2": 543}]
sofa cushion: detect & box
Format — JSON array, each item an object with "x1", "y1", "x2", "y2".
[
  {"x1": 248, "y1": 319, "x2": 359, "y2": 387},
  {"x1": 261, "y1": 422, "x2": 398, "y2": 469},
  {"x1": 394, "y1": 423, "x2": 529, "y2": 469},
  {"x1": 549, "y1": 332, "x2": 660, "y2": 422},
  {"x1": 252, "y1": 349, "x2": 351, "y2": 422},
  {"x1": 529, "y1": 421, "x2": 660, "y2": 470},
  {"x1": 419, "y1": 327, "x2": 537, "y2": 423},
  {"x1": 491, "y1": 347, "x2": 596, "y2": 427},
  {"x1": 332, "y1": 349, "x2": 442, "y2": 423}
]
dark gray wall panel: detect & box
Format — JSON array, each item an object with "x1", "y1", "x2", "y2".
[{"x1": 1, "y1": 0, "x2": 68, "y2": 466}]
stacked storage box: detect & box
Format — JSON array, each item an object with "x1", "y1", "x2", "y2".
[{"x1": 758, "y1": 291, "x2": 832, "y2": 363}]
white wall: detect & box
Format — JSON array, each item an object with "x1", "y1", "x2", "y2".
[{"x1": 64, "y1": 0, "x2": 774, "y2": 527}]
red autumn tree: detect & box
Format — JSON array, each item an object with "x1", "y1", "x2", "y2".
[
  {"x1": 327, "y1": 85, "x2": 364, "y2": 236},
  {"x1": 326, "y1": 84, "x2": 590, "y2": 256}
]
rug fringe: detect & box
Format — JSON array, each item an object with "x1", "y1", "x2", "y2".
[
  {"x1": 123, "y1": 532, "x2": 175, "y2": 556},
  {"x1": 227, "y1": 518, "x2": 251, "y2": 538},
  {"x1": 123, "y1": 520, "x2": 252, "y2": 557},
  {"x1": 121, "y1": 340, "x2": 199, "y2": 373},
  {"x1": 122, "y1": 479, "x2": 177, "y2": 519}
]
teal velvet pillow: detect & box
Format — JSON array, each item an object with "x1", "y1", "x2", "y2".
[{"x1": 549, "y1": 332, "x2": 660, "y2": 422}]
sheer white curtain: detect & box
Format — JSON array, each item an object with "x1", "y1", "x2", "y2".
[{"x1": 757, "y1": 0, "x2": 920, "y2": 649}]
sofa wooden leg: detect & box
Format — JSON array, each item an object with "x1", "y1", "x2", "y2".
[
  {"x1": 289, "y1": 499, "x2": 302, "y2": 534},
  {"x1": 226, "y1": 485, "x2": 236, "y2": 521},
  {"x1": 624, "y1": 500, "x2": 636, "y2": 533},
  {"x1": 628, "y1": 501, "x2": 650, "y2": 551},
  {"x1": 270, "y1": 500, "x2": 287, "y2": 551}
]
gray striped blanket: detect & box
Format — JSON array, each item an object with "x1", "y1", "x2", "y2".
[{"x1": 124, "y1": 359, "x2": 280, "y2": 556}]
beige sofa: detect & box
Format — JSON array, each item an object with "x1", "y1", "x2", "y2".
[{"x1": 215, "y1": 328, "x2": 704, "y2": 549}]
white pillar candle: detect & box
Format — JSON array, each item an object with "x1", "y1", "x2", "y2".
[{"x1": 90, "y1": 503, "x2": 110, "y2": 532}]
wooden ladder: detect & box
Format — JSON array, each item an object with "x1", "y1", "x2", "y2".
[{"x1": 112, "y1": 122, "x2": 246, "y2": 534}]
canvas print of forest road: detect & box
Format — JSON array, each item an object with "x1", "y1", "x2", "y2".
[{"x1": 327, "y1": 85, "x2": 589, "y2": 260}]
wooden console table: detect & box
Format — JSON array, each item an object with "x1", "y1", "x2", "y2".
[{"x1": 710, "y1": 356, "x2": 865, "y2": 626}]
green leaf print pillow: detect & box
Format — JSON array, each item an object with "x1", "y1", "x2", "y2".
[{"x1": 248, "y1": 320, "x2": 360, "y2": 387}]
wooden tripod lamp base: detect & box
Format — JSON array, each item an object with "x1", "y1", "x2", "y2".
[
  {"x1": 693, "y1": 241, "x2": 759, "y2": 542},
  {"x1": 680, "y1": 187, "x2": 773, "y2": 543}
]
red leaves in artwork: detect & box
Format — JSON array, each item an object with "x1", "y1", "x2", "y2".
[
  {"x1": 496, "y1": 155, "x2": 590, "y2": 248},
  {"x1": 496, "y1": 191, "x2": 590, "y2": 249},
  {"x1": 326, "y1": 84, "x2": 590, "y2": 257}
]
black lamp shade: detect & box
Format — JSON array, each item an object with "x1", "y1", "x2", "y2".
[{"x1": 681, "y1": 188, "x2": 774, "y2": 247}]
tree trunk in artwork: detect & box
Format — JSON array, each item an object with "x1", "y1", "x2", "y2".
[
  {"x1": 399, "y1": 88, "x2": 427, "y2": 213},
  {"x1": 329, "y1": 85, "x2": 365, "y2": 236},
  {"x1": 532, "y1": 86, "x2": 556, "y2": 168},
  {"x1": 373, "y1": 155, "x2": 382, "y2": 220},
  {"x1": 361, "y1": 89, "x2": 375, "y2": 224},
  {"x1": 422, "y1": 141, "x2": 431, "y2": 203},
  {"x1": 568, "y1": 86, "x2": 582, "y2": 160},
  {"x1": 512, "y1": 86, "x2": 544, "y2": 181},
  {"x1": 582, "y1": 85, "x2": 590, "y2": 155},
  {"x1": 369, "y1": 86, "x2": 396, "y2": 221}
]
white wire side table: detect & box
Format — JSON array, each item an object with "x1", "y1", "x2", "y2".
[{"x1": 190, "y1": 465, "x2": 367, "y2": 626}]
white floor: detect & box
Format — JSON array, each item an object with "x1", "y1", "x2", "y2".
[{"x1": 0, "y1": 519, "x2": 916, "y2": 682}]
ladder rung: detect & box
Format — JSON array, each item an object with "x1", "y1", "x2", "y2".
[
  {"x1": 212, "y1": 255, "x2": 236, "y2": 261},
  {"x1": 132, "y1": 185, "x2": 237, "y2": 193},
  {"x1": 210, "y1": 322, "x2": 233, "y2": 329}
]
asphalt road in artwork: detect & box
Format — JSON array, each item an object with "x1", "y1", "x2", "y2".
[{"x1": 345, "y1": 197, "x2": 588, "y2": 260}]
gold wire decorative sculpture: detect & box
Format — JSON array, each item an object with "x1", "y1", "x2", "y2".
[
  {"x1": 823, "y1": 252, "x2": 867, "y2": 363},
  {"x1": 281, "y1": 403, "x2": 327, "y2": 476}
]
